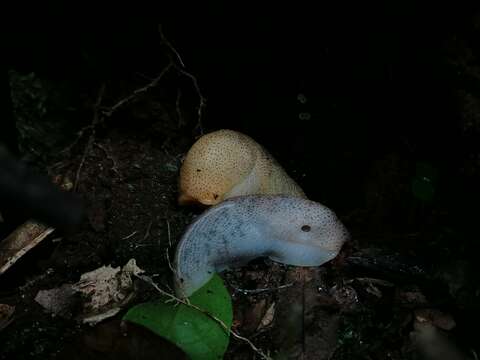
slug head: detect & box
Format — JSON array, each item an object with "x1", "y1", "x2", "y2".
[
  {"x1": 178, "y1": 129, "x2": 257, "y2": 206},
  {"x1": 261, "y1": 196, "x2": 350, "y2": 266}
]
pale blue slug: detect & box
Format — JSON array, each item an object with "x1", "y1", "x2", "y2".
[{"x1": 173, "y1": 194, "x2": 350, "y2": 297}]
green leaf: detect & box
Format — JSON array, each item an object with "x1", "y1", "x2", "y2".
[{"x1": 123, "y1": 274, "x2": 233, "y2": 360}]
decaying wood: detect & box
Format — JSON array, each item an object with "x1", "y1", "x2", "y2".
[{"x1": 0, "y1": 221, "x2": 54, "y2": 276}]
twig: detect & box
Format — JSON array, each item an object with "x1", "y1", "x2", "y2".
[
  {"x1": 143, "y1": 221, "x2": 153, "y2": 241},
  {"x1": 74, "y1": 84, "x2": 105, "y2": 191},
  {"x1": 136, "y1": 274, "x2": 272, "y2": 360},
  {"x1": 175, "y1": 87, "x2": 184, "y2": 127},
  {"x1": 233, "y1": 283, "x2": 294, "y2": 296},
  {"x1": 175, "y1": 66, "x2": 205, "y2": 136},
  {"x1": 102, "y1": 62, "x2": 173, "y2": 117},
  {"x1": 166, "y1": 219, "x2": 172, "y2": 248},
  {"x1": 73, "y1": 136, "x2": 94, "y2": 191},
  {"x1": 471, "y1": 349, "x2": 478, "y2": 360},
  {"x1": 158, "y1": 23, "x2": 205, "y2": 136},
  {"x1": 165, "y1": 219, "x2": 175, "y2": 273},
  {"x1": 59, "y1": 123, "x2": 95, "y2": 156},
  {"x1": 94, "y1": 142, "x2": 122, "y2": 178},
  {"x1": 122, "y1": 231, "x2": 138, "y2": 240},
  {"x1": 158, "y1": 24, "x2": 185, "y2": 68},
  {"x1": 165, "y1": 249, "x2": 175, "y2": 273}
]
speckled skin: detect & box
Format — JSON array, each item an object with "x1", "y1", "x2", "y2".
[
  {"x1": 174, "y1": 195, "x2": 350, "y2": 297},
  {"x1": 178, "y1": 129, "x2": 306, "y2": 206}
]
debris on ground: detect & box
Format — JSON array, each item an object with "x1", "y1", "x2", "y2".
[{"x1": 34, "y1": 259, "x2": 144, "y2": 325}]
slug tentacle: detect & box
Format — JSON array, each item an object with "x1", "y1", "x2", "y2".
[{"x1": 174, "y1": 195, "x2": 349, "y2": 298}]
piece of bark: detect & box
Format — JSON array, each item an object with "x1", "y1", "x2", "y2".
[{"x1": 0, "y1": 221, "x2": 54, "y2": 276}]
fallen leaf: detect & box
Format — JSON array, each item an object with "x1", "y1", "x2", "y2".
[
  {"x1": 258, "y1": 302, "x2": 275, "y2": 330},
  {"x1": 34, "y1": 283, "x2": 78, "y2": 318},
  {"x1": 34, "y1": 259, "x2": 143, "y2": 325},
  {"x1": 239, "y1": 299, "x2": 267, "y2": 334},
  {"x1": 73, "y1": 259, "x2": 143, "y2": 316}
]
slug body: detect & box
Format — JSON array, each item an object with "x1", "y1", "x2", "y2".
[
  {"x1": 178, "y1": 129, "x2": 306, "y2": 206},
  {"x1": 174, "y1": 195, "x2": 349, "y2": 298}
]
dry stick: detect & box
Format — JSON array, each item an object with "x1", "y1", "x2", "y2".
[
  {"x1": 176, "y1": 66, "x2": 206, "y2": 136},
  {"x1": 166, "y1": 219, "x2": 172, "y2": 248},
  {"x1": 143, "y1": 221, "x2": 153, "y2": 241},
  {"x1": 471, "y1": 349, "x2": 478, "y2": 360},
  {"x1": 233, "y1": 283, "x2": 293, "y2": 295},
  {"x1": 64, "y1": 62, "x2": 173, "y2": 157},
  {"x1": 72, "y1": 61, "x2": 173, "y2": 189},
  {"x1": 102, "y1": 62, "x2": 174, "y2": 117},
  {"x1": 158, "y1": 24, "x2": 185, "y2": 68},
  {"x1": 59, "y1": 123, "x2": 95, "y2": 156},
  {"x1": 136, "y1": 274, "x2": 272, "y2": 360},
  {"x1": 165, "y1": 219, "x2": 175, "y2": 274},
  {"x1": 122, "y1": 231, "x2": 138, "y2": 240},
  {"x1": 74, "y1": 84, "x2": 106, "y2": 191},
  {"x1": 175, "y1": 87, "x2": 184, "y2": 127},
  {"x1": 94, "y1": 142, "x2": 122, "y2": 178},
  {"x1": 165, "y1": 250, "x2": 175, "y2": 274},
  {"x1": 158, "y1": 24, "x2": 205, "y2": 136}
]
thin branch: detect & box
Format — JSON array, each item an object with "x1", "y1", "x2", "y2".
[
  {"x1": 165, "y1": 219, "x2": 175, "y2": 273},
  {"x1": 102, "y1": 62, "x2": 174, "y2": 117},
  {"x1": 59, "y1": 123, "x2": 94, "y2": 156},
  {"x1": 122, "y1": 231, "x2": 138, "y2": 240},
  {"x1": 165, "y1": 249, "x2": 175, "y2": 273},
  {"x1": 94, "y1": 142, "x2": 122, "y2": 178},
  {"x1": 176, "y1": 87, "x2": 184, "y2": 127},
  {"x1": 233, "y1": 283, "x2": 293, "y2": 295},
  {"x1": 136, "y1": 274, "x2": 272, "y2": 360},
  {"x1": 158, "y1": 23, "x2": 205, "y2": 136},
  {"x1": 143, "y1": 221, "x2": 153, "y2": 241},
  {"x1": 175, "y1": 66, "x2": 206, "y2": 136},
  {"x1": 74, "y1": 84, "x2": 105, "y2": 191},
  {"x1": 166, "y1": 219, "x2": 172, "y2": 248},
  {"x1": 158, "y1": 24, "x2": 185, "y2": 68}
]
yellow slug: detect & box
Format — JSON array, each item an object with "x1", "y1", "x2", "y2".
[{"x1": 178, "y1": 129, "x2": 306, "y2": 206}]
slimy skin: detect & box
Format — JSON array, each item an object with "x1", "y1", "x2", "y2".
[
  {"x1": 173, "y1": 195, "x2": 349, "y2": 298},
  {"x1": 178, "y1": 129, "x2": 306, "y2": 206}
]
